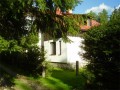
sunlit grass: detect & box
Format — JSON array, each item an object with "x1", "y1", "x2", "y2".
[
  {"x1": 14, "y1": 79, "x2": 33, "y2": 90},
  {"x1": 1, "y1": 64, "x2": 88, "y2": 90},
  {"x1": 37, "y1": 68, "x2": 87, "y2": 90},
  {"x1": 12, "y1": 69, "x2": 86, "y2": 90},
  {"x1": 39, "y1": 77, "x2": 71, "y2": 90}
]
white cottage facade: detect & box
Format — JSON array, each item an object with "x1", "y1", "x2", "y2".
[
  {"x1": 44, "y1": 36, "x2": 85, "y2": 64},
  {"x1": 38, "y1": 34, "x2": 87, "y2": 67}
]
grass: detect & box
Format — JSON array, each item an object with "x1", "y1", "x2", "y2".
[
  {"x1": 37, "y1": 68, "x2": 87, "y2": 90},
  {"x1": 14, "y1": 79, "x2": 33, "y2": 90},
  {"x1": 0, "y1": 64, "x2": 88, "y2": 90},
  {"x1": 39, "y1": 77, "x2": 71, "y2": 90},
  {"x1": 12, "y1": 68, "x2": 87, "y2": 90}
]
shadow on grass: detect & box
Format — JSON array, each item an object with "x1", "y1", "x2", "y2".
[
  {"x1": 51, "y1": 69, "x2": 86, "y2": 90},
  {"x1": 0, "y1": 68, "x2": 16, "y2": 88}
]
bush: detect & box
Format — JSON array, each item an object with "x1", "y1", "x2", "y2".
[
  {"x1": 0, "y1": 33, "x2": 45, "y2": 75},
  {"x1": 80, "y1": 68, "x2": 95, "y2": 84},
  {"x1": 42, "y1": 61, "x2": 54, "y2": 77},
  {"x1": 82, "y1": 8, "x2": 120, "y2": 89}
]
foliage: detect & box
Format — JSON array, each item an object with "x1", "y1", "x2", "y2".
[
  {"x1": 71, "y1": 14, "x2": 90, "y2": 29},
  {"x1": 87, "y1": 11, "x2": 98, "y2": 21},
  {"x1": 82, "y1": 8, "x2": 120, "y2": 89},
  {"x1": 0, "y1": 45, "x2": 44, "y2": 75},
  {"x1": 20, "y1": 32, "x2": 39, "y2": 48},
  {"x1": 80, "y1": 67, "x2": 95, "y2": 84},
  {"x1": 8, "y1": 40, "x2": 23, "y2": 52},
  {"x1": 0, "y1": 0, "x2": 82, "y2": 41},
  {"x1": 0, "y1": 0, "x2": 82, "y2": 45},
  {"x1": 42, "y1": 61, "x2": 54, "y2": 77},
  {"x1": 0, "y1": 0, "x2": 30, "y2": 40},
  {"x1": 110, "y1": 8, "x2": 120, "y2": 24},
  {"x1": 0, "y1": 0, "x2": 82, "y2": 76},
  {"x1": 0, "y1": 31, "x2": 42, "y2": 75},
  {"x1": 0, "y1": 36, "x2": 9, "y2": 52},
  {"x1": 98, "y1": 9, "x2": 108, "y2": 24},
  {"x1": 87, "y1": 9, "x2": 108, "y2": 24},
  {"x1": 0, "y1": 69, "x2": 15, "y2": 89},
  {"x1": 33, "y1": 0, "x2": 82, "y2": 41}
]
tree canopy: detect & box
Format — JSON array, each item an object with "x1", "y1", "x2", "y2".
[
  {"x1": 87, "y1": 9, "x2": 108, "y2": 24},
  {"x1": 0, "y1": 0, "x2": 82, "y2": 40},
  {"x1": 0, "y1": 0, "x2": 82, "y2": 75},
  {"x1": 98, "y1": 9, "x2": 108, "y2": 24}
]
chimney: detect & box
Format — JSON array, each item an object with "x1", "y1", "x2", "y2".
[
  {"x1": 56, "y1": 7, "x2": 62, "y2": 15},
  {"x1": 87, "y1": 18, "x2": 91, "y2": 26}
]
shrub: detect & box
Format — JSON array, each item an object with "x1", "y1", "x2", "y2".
[
  {"x1": 41, "y1": 61, "x2": 54, "y2": 77},
  {"x1": 0, "y1": 33, "x2": 45, "y2": 75},
  {"x1": 82, "y1": 8, "x2": 120, "y2": 89}
]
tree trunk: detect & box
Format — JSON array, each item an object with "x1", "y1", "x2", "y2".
[{"x1": 39, "y1": 30, "x2": 46, "y2": 77}]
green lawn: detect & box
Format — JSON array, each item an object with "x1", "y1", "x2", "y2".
[
  {"x1": 0, "y1": 65, "x2": 88, "y2": 90},
  {"x1": 38, "y1": 68, "x2": 87, "y2": 90},
  {"x1": 39, "y1": 77, "x2": 71, "y2": 90},
  {"x1": 13, "y1": 68, "x2": 87, "y2": 90}
]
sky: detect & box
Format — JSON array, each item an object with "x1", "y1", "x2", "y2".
[{"x1": 73, "y1": 0, "x2": 120, "y2": 15}]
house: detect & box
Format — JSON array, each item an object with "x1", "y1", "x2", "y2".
[{"x1": 38, "y1": 9, "x2": 100, "y2": 68}]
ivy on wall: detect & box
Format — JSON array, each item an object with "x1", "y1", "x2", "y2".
[
  {"x1": 67, "y1": 14, "x2": 90, "y2": 25},
  {"x1": 44, "y1": 14, "x2": 90, "y2": 40}
]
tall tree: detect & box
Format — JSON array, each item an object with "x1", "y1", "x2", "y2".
[
  {"x1": 0, "y1": 0, "x2": 82, "y2": 40},
  {"x1": 98, "y1": 9, "x2": 108, "y2": 24},
  {"x1": 110, "y1": 8, "x2": 120, "y2": 22},
  {"x1": 0, "y1": 0, "x2": 82, "y2": 75}
]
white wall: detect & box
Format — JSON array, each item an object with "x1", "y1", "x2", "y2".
[
  {"x1": 38, "y1": 32, "x2": 87, "y2": 67},
  {"x1": 44, "y1": 38, "x2": 67, "y2": 63},
  {"x1": 67, "y1": 36, "x2": 87, "y2": 67}
]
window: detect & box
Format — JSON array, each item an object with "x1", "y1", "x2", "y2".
[
  {"x1": 50, "y1": 42, "x2": 56, "y2": 55},
  {"x1": 59, "y1": 41, "x2": 61, "y2": 55}
]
